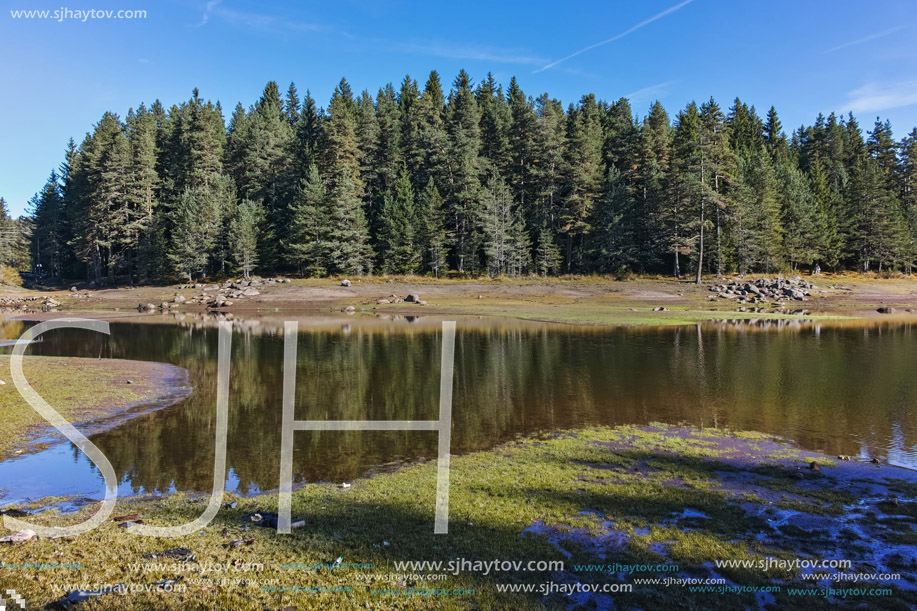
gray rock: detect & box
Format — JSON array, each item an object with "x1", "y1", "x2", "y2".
[
  {"x1": 405, "y1": 294, "x2": 420, "y2": 303},
  {"x1": 341, "y1": 279, "x2": 352, "y2": 287}
]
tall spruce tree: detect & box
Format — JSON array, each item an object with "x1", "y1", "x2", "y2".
[
  {"x1": 287, "y1": 164, "x2": 330, "y2": 276},
  {"x1": 561, "y1": 94, "x2": 604, "y2": 272},
  {"x1": 379, "y1": 168, "x2": 420, "y2": 274},
  {"x1": 445, "y1": 70, "x2": 485, "y2": 273},
  {"x1": 321, "y1": 79, "x2": 373, "y2": 275}
]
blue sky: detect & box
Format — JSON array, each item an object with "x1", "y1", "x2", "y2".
[{"x1": 1, "y1": 0, "x2": 915, "y2": 216}]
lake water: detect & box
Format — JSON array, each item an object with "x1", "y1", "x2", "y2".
[{"x1": 1, "y1": 315, "x2": 916, "y2": 506}]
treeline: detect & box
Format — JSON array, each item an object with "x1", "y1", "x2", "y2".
[{"x1": 25, "y1": 70, "x2": 917, "y2": 283}]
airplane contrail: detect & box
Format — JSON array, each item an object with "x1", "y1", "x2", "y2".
[{"x1": 534, "y1": 0, "x2": 695, "y2": 73}]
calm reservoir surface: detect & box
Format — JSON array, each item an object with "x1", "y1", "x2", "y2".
[{"x1": 1, "y1": 316, "x2": 915, "y2": 505}]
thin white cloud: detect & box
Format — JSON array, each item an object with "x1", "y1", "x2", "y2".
[
  {"x1": 846, "y1": 81, "x2": 917, "y2": 113},
  {"x1": 399, "y1": 42, "x2": 547, "y2": 65},
  {"x1": 194, "y1": 0, "x2": 221, "y2": 28},
  {"x1": 534, "y1": 0, "x2": 694, "y2": 73},
  {"x1": 623, "y1": 79, "x2": 677, "y2": 103},
  {"x1": 824, "y1": 26, "x2": 905, "y2": 54},
  {"x1": 193, "y1": 0, "x2": 323, "y2": 33}
]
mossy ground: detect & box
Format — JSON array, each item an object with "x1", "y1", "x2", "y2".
[
  {"x1": 0, "y1": 356, "x2": 189, "y2": 460},
  {"x1": 1, "y1": 424, "x2": 914, "y2": 610}
]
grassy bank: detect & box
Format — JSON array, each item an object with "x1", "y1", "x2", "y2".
[
  {"x1": 0, "y1": 356, "x2": 190, "y2": 460},
  {"x1": 1, "y1": 424, "x2": 914, "y2": 610}
]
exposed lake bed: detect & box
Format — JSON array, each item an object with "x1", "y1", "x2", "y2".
[
  {"x1": 2, "y1": 289, "x2": 917, "y2": 608},
  {"x1": 1, "y1": 424, "x2": 915, "y2": 610}
]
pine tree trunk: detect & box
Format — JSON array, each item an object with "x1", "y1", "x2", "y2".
[
  {"x1": 696, "y1": 160, "x2": 705, "y2": 285},
  {"x1": 696, "y1": 203, "x2": 704, "y2": 284}
]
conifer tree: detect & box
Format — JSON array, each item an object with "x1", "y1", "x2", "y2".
[
  {"x1": 228, "y1": 199, "x2": 262, "y2": 278},
  {"x1": 699, "y1": 98, "x2": 734, "y2": 278},
  {"x1": 532, "y1": 94, "x2": 567, "y2": 233},
  {"x1": 293, "y1": 90, "x2": 322, "y2": 170},
  {"x1": 321, "y1": 78, "x2": 373, "y2": 275},
  {"x1": 398, "y1": 75, "x2": 421, "y2": 177},
  {"x1": 506, "y1": 77, "x2": 538, "y2": 227},
  {"x1": 284, "y1": 82, "x2": 301, "y2": 126},
  {"x1": 561, "y1": 94, "x2": 604, "y2": 272},
  {"x1": 417, "y1": 178, "x2": 448, "y2": 277},
  {"x1": 777, "y1": 162, "x2": 820, "y2": 270},
  {"x1": 168, "y1": 174, "x2": 234, "y2": 281},
  {"x1": 445, "y1": 70, "x2": 485, "y2": 273},
  {"x1": 379, "y1": 168, "x2": 419, "y2": 274},
  {"x1": 590, "y1": 166, "x2": 638, "y2": 273},
  {"x1": 29, "y1": 173, "x2": 64, "y2": 277},
  {"x1": 482, "y1": 167, "x2": 515, "y2": 276},
  {"x1": 356, "y1": 90, "x2": 382, "y2": 245},
  {"x1": 374, "y1": 84, "x2": 403, "y2": 201},
  {"x1": 640, "y1": 101, "x2": 672, "y2": 272},
  {"x1": 287, "y1": 164, "x2": 330, "y2": 276},
  {"x1": 414, "y1": 72, "x2": 449, "y2": 192},
  {"x1": 733, "y1": 147, "x2": 784, "y2": 273},
  {"x1": 124, "y1": 104, "x2": 159, "y2": 282},
  {"x1": 476, "y1": 73, "x2": 511, "y2": 172},
  {"x1": 535, "y1": 223, "x2": 562, "y2": 277}
]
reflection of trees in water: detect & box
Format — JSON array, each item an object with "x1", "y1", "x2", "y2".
[{"x1": 8, "y1": 320, "x2": 917, "y2": 496}]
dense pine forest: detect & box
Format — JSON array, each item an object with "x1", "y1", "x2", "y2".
[{"x1": 19, "y1": 70, "x2": 917, "y2": 283}]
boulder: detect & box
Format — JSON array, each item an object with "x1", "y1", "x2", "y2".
[
  {"x1": 343, "y1": 305, "x2": 356, "y2": 313},
  {"x1": 341, "y1": 279, "x2": 352, "y2": 287},
  {"x1": 404, "y1": 294, "x2": 420, "y2": 303},
  {"x1": 877, "y1": 306, "x2": 896, "y2": 314},
  {"x1": 173, "y1": 294, "x2": 186, "y2": 303},
  {"x1": 242, "y1": 288, "x2": 260, "y2": 296},
  {"x1": 0, "y1": 529, "x2": 37, "y2": 544}
]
